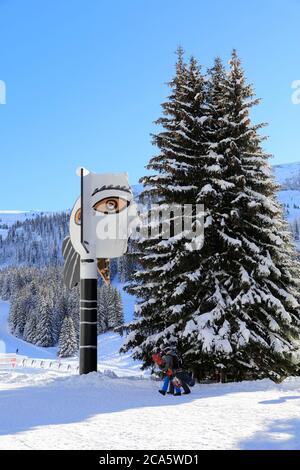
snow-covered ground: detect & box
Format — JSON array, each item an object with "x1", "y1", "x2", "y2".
[
  {"x1": 1, "y1": 368, "x2": 300, "y2": 449},
  {"x1": 1, "y1": 301, "x2": 300, "y2": 449}
]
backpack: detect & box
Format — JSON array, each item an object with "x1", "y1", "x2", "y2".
[{"x1": 169, "y1": 352, "x2": 182, "y2": 370}]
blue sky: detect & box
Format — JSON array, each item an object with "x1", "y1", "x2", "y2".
[{"x1": 0, "y1": 0, "x2": 299, "y2": 211}]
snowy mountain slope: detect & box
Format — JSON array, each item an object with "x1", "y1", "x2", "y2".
[
  {"x1": 0, "y1": 210, "x2": 40, "y2": 224},
  {"x1": 273, "y1": 163, "x2": 300, "y2": 232},
  {"x1": 0, "y1": 210, "x2": 41, "y2": 241},
  {"x1": 278, "y1": 190, "x2": 300, "y2": 223},
  {"x1": 273, "y1": 162, "x2": 300, "y2": 233},
  {"x1": 0, "y1": 211, "x2": 69, "y2": 267},
  {"x1": 273, "y1": 162, "x2": 300, "y2": 187},
  {"x1": 1, "y1": 368, "x2": 300, "y2": 450}
]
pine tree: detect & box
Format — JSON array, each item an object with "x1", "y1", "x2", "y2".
[
  {"x1": 182, "y1": 51, "x2": 300, "y2": 381},
  {"x1": 122, "y1": 49, "x2": 300, "y2": 382},
  {"x1": 97, "y1": 285, "x2": 124, "y2": 332},
  {"x1": 35, "y1": 292, "x2": 54, "y2": 347},
  {"x1": 117, "y1": 256, "x2": 129, "y2": 283},
  {"x1": 107, "y1": 286, "x2": 118, "y2": 330},
  {"x1": 23, "y1": 314, "x2": 37, "y2": 344},
  {"x1": 57, "y1": 315, "x2": 78, "y2": 358},
  {"x1": 113, "y1": 288, "x2": 124, "y2": 327},
  {"x1": 8, "y1": 293, "x2": 22, "y2": 336},
  {"x1": 295, "y1": 219, "x2": 300, "y2": 242},
  {"x1": 8, "y1": 285, "x2": 33, "y2": 337},
  {"x1": 52, "y1": 291, "x2": 68, "y2": 345},
  {"x1": 68, "y1": 286, "x2": 80, "y2": 340},
  {"x1": 121, "y1": 49, "x2": 211, "y2": 367},
  {"x1": 116, "y1": 244, "x2": 137, "y2": 283},
  {"x1": 98, "y1": 285, "x2": 109, "y2": 333}
]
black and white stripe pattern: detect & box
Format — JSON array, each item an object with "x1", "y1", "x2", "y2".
[
  {"x1": 79, "y1": 276, "x2": 97, "y2": 375},
  {"x1": 62, "y1": 237, "x2": 80, "y2": 289}
]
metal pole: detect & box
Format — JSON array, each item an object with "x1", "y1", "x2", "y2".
[
  {"x1": 79, "y1": 168, "x2": 98, "y2": 374},
  {"x1": 80, "y1": 259, "x2": 98, "y2": 374}
]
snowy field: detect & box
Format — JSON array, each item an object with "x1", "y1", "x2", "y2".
[
  {"x1": 1, "y1": 302, "x2": 300, "y2": 449},
  {"x1": 1, "y1": 369, "x2": 300, "y2": 450}
]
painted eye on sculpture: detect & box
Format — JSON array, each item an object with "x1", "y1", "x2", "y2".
[
  {"x1": 93, "y1": 197, "x2": 129, "y2": 214},
  {"x1": 74, "y1": 208, "x2": 81, "y2": 225}
]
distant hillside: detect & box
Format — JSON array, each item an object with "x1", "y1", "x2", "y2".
[
  {"x1": 273, "y1": 162, "x2": 300, "y2": 189},
  {"x1": 273, "y1": 163, "x2": 300, "y2": 231},
  {"x1": 0, "y1": 212, "x2": 69, "y2": 267},
  {"x1": 0, "y1": 211, "x2": 42, "y2": 241}
]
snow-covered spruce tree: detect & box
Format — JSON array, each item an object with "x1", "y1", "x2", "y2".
[
  {"x1": 291, "y1": 218, "x2": 300, "y2": 243},
  {"x1": 35, "y1": 291, "x2": 53, "y2": 347},
  {"x1": 8, "y1": 293, "x2": 23, "y2": 337},
  {"x1": 113, "y1": 288, "x2": 124, "y2": 328},
  {"x1": 107, "y1": 286, "x2": 120, "y2": 330},
  {"x1": 0, "y1": 212, "x2": 69, "y2": 268},
  {"x1": 67, "y1": 286, "x2": 80, "y2": 341},
  {"x1": 117, "y1": 255, "x2": 130, "y2": 283},
  {"x1": 123, "y1": 50, "x2": 300, "y2": 382},
  {"x1": 181, "y1": 51, "x2": 300, "y2": 382},
  {"x1": 97, "y1": 285, "x2": 124, "y2": 332},
  {"x1": 57, "y1": 315, "x2": 78, "y2": 358},
  {"x1": 0, "y1": 274, "x2": 10, "y2": 300},
  {"x1": 117, "y1": 243, "x2": 137, "y2": 283},
  {"x1": 8, "y1": 284, "x2": 34, "y2": 337},
  {"x1": 23, "y1": 314, "x2": 37, "y2": 344},
  {"x1": 121, "y1": 50, "x2": 213, "y2": 367},
  {"x1": 97, "y1": 285, "x2": 109, "y2": 333},
  {"x1": 51, "y1": 290, "x2": 68, "y2": 344}
]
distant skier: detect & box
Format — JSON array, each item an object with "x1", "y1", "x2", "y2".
[{"x1": 15, "y1": 348, "x2": 19, "y2": 355}]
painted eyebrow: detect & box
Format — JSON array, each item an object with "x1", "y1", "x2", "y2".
[{"x1": 91, "y1": 185, "x2": 132, "y2": 197}]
